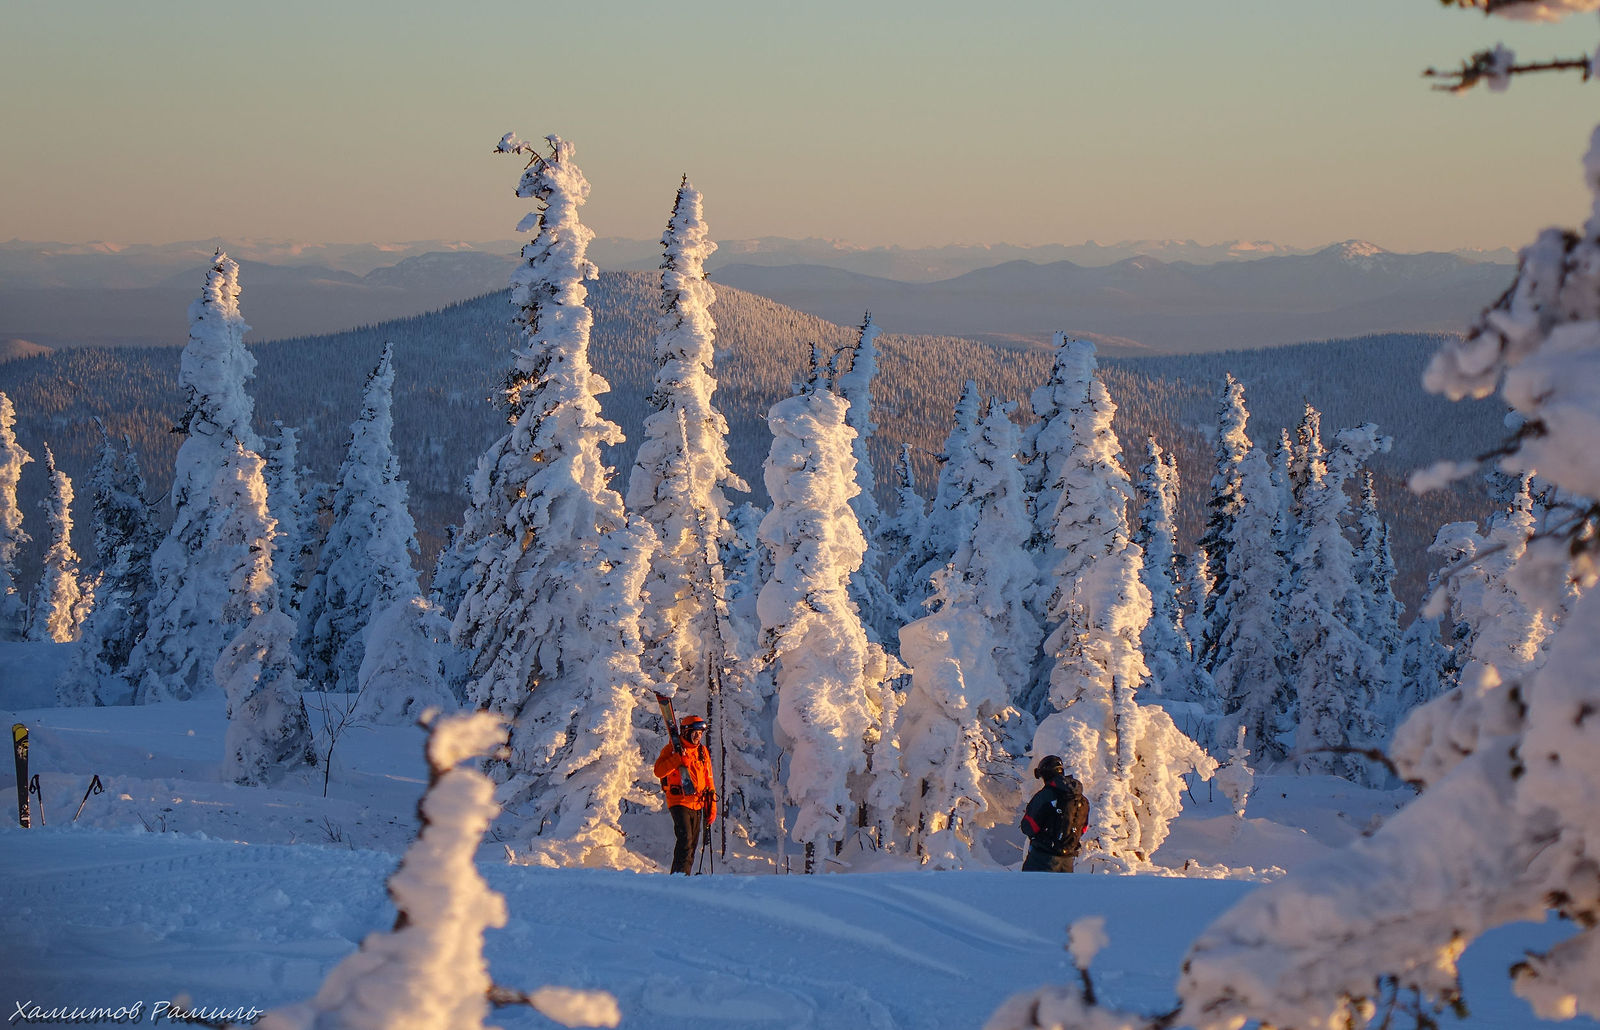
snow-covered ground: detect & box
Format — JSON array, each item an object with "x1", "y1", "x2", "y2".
[{"x1": 1, "y1": 645, "x2": 1591, "y2": 1030}]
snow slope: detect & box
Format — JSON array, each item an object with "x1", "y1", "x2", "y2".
[{"x1": 1, "y1": 648, "x2": 1591, "y2": 1030}]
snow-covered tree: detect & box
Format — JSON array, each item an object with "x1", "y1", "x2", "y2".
[
  {"x1": 210, "y1": 440, "x2": 315, "y2": 787},
  {"x1": 1213, "y1": 726, "x2": 1255, "y2": 820},
  {"x1": 1192, "y1": 374, "x2": 1251, "y2": 673},
  {"x1": 130, "y1": 253, "x2": 263, "y2": 703},
  {"x1": 62, "y1": 427, "x2": 158, "y2": 705},
  {"x1": 452, "y1": 135, "x2": 659, "y2": 868},
  {"x1": 263, "y1": 421, "x2": 317, "y2": 616},
  {"x1": 1285, "y1": 424, "x2": 1389, "y2": 781},
  {"x1": 28, "y1": 445, "x2": 90, "y2": 643},
  {"x1": 1167, "y1": 117, "x2": 1600, "y2": 1030},
  {"x1": 258, "y1": 712, "x2": 619, "y2": 1030},
  {"x1": 624, "y1": 177, "x2": 766, "y2": 852},
  {"x1": 298, "y1": 343, "x2": 423, "y2": 693},
  {"x1": 0, "y1": 392, "x2": 32, "y2": 640},
  {"x1": 758, "y1": 369, "x2": 902, "y2": 869},
  {"x1": 1030, "y1": 339, "x2": 1215, "y2": 866},
  {"x1": 1212, "y1": 448, "x2": 1293, "y2": 760},
  {"x1": 1135, "y1": 436, "x2": 1210, "y2": 707},
  {"x1": 834, "y1": 313, "x2": 900, "y2": 647},
  {"x1": 877, "y1": 444, "x2": 926, "y2": 581},
  {"x1": 888, "y1": 380, "x2": 981, "y2": 618},
  {"x1": 1352, "y1": 470, "x2": 1404, "y2": 670},
  {"x1": 352, "y1": 596, "x2": 458, "y2": 725}
]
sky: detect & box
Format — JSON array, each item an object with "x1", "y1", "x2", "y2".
[{"x1": 3, "y1": 0, "x2": 1598, "y2": 253}]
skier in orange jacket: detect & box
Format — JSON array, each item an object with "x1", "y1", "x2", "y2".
[{"x1": 654, "y1": 714, "x2": 717, "y2": 874}]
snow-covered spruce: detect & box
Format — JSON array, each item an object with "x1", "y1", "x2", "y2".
[
  {"x1": 1212, "y1": 448, "x2": 1293, "y2": 761},
  {"x1": 1030, "y1": 338, "x2": 1214, "y2": 867},
  {"x1": 1192, "y1": 374, "x2": 1251, "y2": 674},
  {"x1": 623, "y1": 179, "x2": 765, "y2": 849},
  {"x1": 1284, "y1": 423, "x2": 1389, "y2": 781},
  {"x1": 1168, "y1": 123, "x2": 1600, "y2": 1030},
  {"x1": 0, "y1": 391, "x2": 32, "y2": 640},
  {"x1": 130, "y1": 253, "x2": 262, "y2": 703},
  {"x1": 758, "y1": 366, "x2": 903, "y2": 867},
  {"x1": 835, "y1": 313, "x2": 900, "y2": 648},
  {"x1": 452, "y1": 135, "x2": 659, "y2": 868},
  {"x1": 63, "y1": 426, "x2": 158, "y2": 706},
  {"x1": 297, "y1": 343, "x2": 423, "y2": 694},
  {"x1": 258, "y1": 711, "x2": 619, "y2": 1030},
  {"x1": 889, "y1": 379, "x2": 981, "y2": 622},
  {"x1": 352, "y1": 596, "x2": 457, "y2": 725},
  {"x1": 209, "y1": 440, "x2": 314, "y2": 787},
  {"x1": 1134, "y1": 436, "x2": 1210, "y2": 708},
  {"x1": 263, "y1": 420, "x2": 318, "y2": 617},
  {"x1": 27, "y1": 444, "x2": 90, "y2": 644}
]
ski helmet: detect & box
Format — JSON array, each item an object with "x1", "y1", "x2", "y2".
[
  {"x1": 1034, "y1": 755, "x2": 1064, "y2": 780},
  {"x1": 680, "y1": 716, "x2": 707, "y2": 736}
]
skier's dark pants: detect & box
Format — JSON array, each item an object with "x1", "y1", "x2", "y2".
[
  {"x1": 670, "y1": 806, "x2": 705, "y2": 874},
  {"x1": 1022, "y1": 847, "x2": 1075, "y2": 873}
]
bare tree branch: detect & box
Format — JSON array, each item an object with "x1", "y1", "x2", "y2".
[{"x1": 1425, "y1": 50, "x2": 1591, "y2": 91}]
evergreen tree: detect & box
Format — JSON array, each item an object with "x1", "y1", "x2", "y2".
[
  {"x1": 623, "y1": 180, "x2": 766, "y2": 854},
  {"x1": 352, "y1": 596, "x2": 457, "y2": 725},
  {"x1": 1285, "y1": 425, "x2": 1388, "y2": 780},
  {"x1": 1031, "y1": 339, "x2": 1214, "y2": 867},
  {"x1": 1136, "y1": 436, "x2": 1210, "y2": 706},
  {"x1": 1193, "y1": 375, "x2": 1251, "y2": 672},
  {"x1": 131, "y1": 253, "x2": 263, "y2": 703},
  {"x1": 758, "y1": 366, "x2": 903, "y2": 869},
  {"x1": 0, "y1": 392, "x2": 32, "y2": 640},
  {"x1": 28, "y1": 444, "x2": 90, "y2": 643},
  {"x1": 1352, "y1": 470, "x2": 1405, "y2": 717},
  {"x1": 263, "y1": 421, "x2": 317, "y2": 616},
  {"x1": 889, "y1": 380, "x2": 981, "y2": 619},
  {"x1": 428, "y1": 523, "x2": 473, "y2": 624},
  {"x1": 63, "y1": 427, "x2": 158, "y2": 705},
  {"x1": 297, "y1": 343, "x2": 422, "y2": 693},
  {"x1": 877, "y1": 444, "x2": 926, "y2": 586},
  {"x1": 452, "y1": 135, "x2": 658, "y2": 868},
  {"x1": 210, "y1": 440, "x2": 315, "y2": 787},
  {"x1": 1213, "y1": 448, "x2": 1293, "y2": 760},
  {"x1": 834, "y1": 314, "x2": 900, "y2": 647}
]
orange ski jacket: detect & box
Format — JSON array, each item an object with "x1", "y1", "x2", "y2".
[{"x1": 654, "y1": 742, "x2": 717, "y2": 823}]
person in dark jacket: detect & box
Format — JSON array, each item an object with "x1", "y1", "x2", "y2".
[
  {"x1": 1019, "y1": 754, "x2": 1089, "y2": 872},
  {"x1": 653, "y1": 715, "x2": 717, "y2": 874}
]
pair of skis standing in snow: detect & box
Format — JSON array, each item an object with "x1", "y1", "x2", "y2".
[{"x1": 651, "y1": 692, "x2": 717, "y2": 875}]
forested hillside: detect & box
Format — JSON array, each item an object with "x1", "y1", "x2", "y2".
[{"x1": 0, "y1": 273, "x2": 1502, "y2": 607}]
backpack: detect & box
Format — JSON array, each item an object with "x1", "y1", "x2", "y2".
[{"x1": 1034, "y1": 777, "x2": 1090, "y2": 856}]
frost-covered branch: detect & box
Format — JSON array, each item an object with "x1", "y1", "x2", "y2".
[{"x1": 1424, "y1": 46, "x2": 1592, "y2": 91}]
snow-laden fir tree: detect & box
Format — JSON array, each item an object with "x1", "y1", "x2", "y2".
[
  {"x1": 1285, "y1": 402, "x2": 1327, "y2": 540},
  {"x1": 1166, "y1": 119, "x2": 1600, "y2": 1030},
  {"x1": 896, "y1": 571, "x2": 1008, "y2": 869},
  {"x1": 263, "y1": 421, "x2": 318, "y2": 616},
  {"x1": 210, "y1": 440, "x2": 315, "y2": 786},
  {"x1": 1285, "y1": 424, "x2": 1389, "y2": 781},
  {"x1": 877, "y1": 444, "x2": 926, "y2": 582},
  {"x1": 452, "y1": 135, "x2": 659, "y2": 868},
  {"x1": 887, "y1": 379, "x2": 981, "y2": 619},
  {"x1": 27, "y1": 445, "x2": 90, "y2": 643},
  {"x1": 0, "y1": 392, "x2": 32, "y2": 640},
  {"x1": 428, "y1": 523, "x2": 472, "y2": 624},
  {"x1": 1352, "y1": 470, "x2": 1404, "y2": 670},
  {"x1": 62, "y1": 427, "x2": 158, "y2": 705},
  {"x1": 1192, "y1": 374, "x2": 1251, "y2": 673},
  {"x1": 297, "y1": 343, "x2": 423, "y2": 693},
  {"x1": 1212, "y1": 448, "x2": 1293, "y2": 760},
  {"x1": 834, "y1": 313, "x2": 900, "y2": 648},
  {"x1": 934, "y1": 402, "x2": 1040, "y2": 829},
  {"x1": 758, "y1": 361, "x2": 903, "y2": 869},
  {"x1": 623, "y1": 178, "x2": 767, "y2": 855},
  {"x1": 130, "y1": 253, "x2": 263, "y2": 703},
  {"x1": 1030, "y1": 338, "x2": 1214, "y2": 867},
  {"x1": 1135, "y1": 436, "x2": 1210, "y2": 708},
  {"x1": 352, "y1": 596, "x2": 458, "y2": 725}
]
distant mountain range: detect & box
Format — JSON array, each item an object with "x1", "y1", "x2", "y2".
[{"x1": 0, "y1": 236, "x2": 1515, "y2": 354}]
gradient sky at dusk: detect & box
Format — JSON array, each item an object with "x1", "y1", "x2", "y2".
[{"x1": 4, "y1": 1, "x2": 1597, "y2": 252}]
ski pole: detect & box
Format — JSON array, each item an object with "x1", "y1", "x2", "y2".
[
  {"x1": 73, "y1": 775, "x2": 103, "y2": 822},
  {"x1": 28, "y1": 774, "x2": 44, "y2": 825}
]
